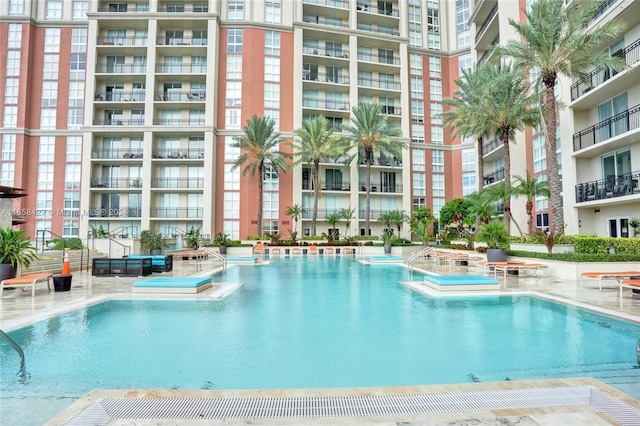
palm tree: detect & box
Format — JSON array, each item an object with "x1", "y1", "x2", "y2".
[
  {"x1": 378, "y1": 211, "x2": 393, "y2": 232},
  {"x1": 481, "y1": 64, "x2": 540, "y2": 233},
  {"x1": 292, "y1": 116, "x2": 348, "y2": 236},
  {"x1": 341, "y1": 103, "x2": 404, "y2": 235},
  {"x1": 497, "y1": 0, "x2": 626, "y2": 234},
  {"x1": 325, "y1": 211, "x2": 342, "y2": 241},
  {"x1": 388, "y1": 210, "x2": 408, "y2": 237},
  {"x1": 484, "y1": 182, "x2": 524, "y2": 236},
  {"x1": 465, "y1": 192, "x2": 496, "y2": 226},
  {"x1": 512, "y1": 172, "x2": 550, "y2": 235},
  {"x1": 340, "y1": 206, "x2": 356, "y2": 237},
  {"x1": 285, "y1": 204, "x2": 305, "y2": 234},
  {"x1": 442, "y1": 64, "x2": 495, "y2": 199},
  {"x1": 232, "y1": 115, "x2": 291, "y2": 237}
]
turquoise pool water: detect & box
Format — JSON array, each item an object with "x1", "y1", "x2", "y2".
[{"x1": 2, "y1": 257, "x2": 640, "y2": 424}]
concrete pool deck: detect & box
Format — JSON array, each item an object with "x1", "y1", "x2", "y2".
[{"x1": 2, "y1": 253, "x2": 640, "y2": 425}]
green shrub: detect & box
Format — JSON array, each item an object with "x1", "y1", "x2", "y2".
[
  {"x1": 507, "y1": 250, "x2": 640, "y2": 262},
  {"x1": 49, "y1": 238, "x2": 83, "y2": 250},
  {"x1": 573, "y1": 236, "x2": 640, "y2": 254}
]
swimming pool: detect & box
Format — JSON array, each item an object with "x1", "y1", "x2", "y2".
[{"x1": 2, "y1": 257, "x2": 640, "y2": 424}]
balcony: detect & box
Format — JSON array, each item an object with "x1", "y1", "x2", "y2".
[
  {"x1": 302, "y1": 71, "x2": 349, "y2": 85},
  {"x1": 156, "y1": 37, "x2": 207, "y2": 46},
  {"x1": 380, "y1": 105, "x2": 401, "y2": 116},
  {"x1": 302, "y1": 98, "x2": 350, "y2": 111},
  {"x1": 573, "y1": 104, "x2": 639, "y2": 151},
  {"x1": 93, "y1": 119, "x2": 145, "y2": 126},
  {"x1": 483, "y1": 168, "x2": 504, "y2": 185},
  {"x1": 302, "y1": 0, "x2": 349, "y2": 8},
  {"x1": 94, "y1": 91, "x2": 146, "y2": 102},
  {"x1": 357, "y1": 52, "x2": 400, "y2": 66},
  {"x1": 150, "y1": 207, "x2": 203, "y2": 218},
  {"x1": 151, "y1": 177, "x2": 204, "y2": 188},
  {"x1": 303, "y1": 46, "x2": 350, "y2": 59},
  {"x1": 482, "y1": 137, "x2": 501, "y2": 156},
  {"x1": 302, "y1": 180, "x2": 351, "y2": 191},
  {"x1": 475, "y1": 3, "x2": 498, "y2": 44},
  {"x1": 154, "y1": 91, "x2": 206, "y2": 101},
  {"x1": 358, "y1": 209, "x2": 396, "y2": 220},
  {"x1": 88, "y1": 207, "x2": 142, "y2": 218},
  {"x1": 356, "y1": 3, "x2": 399, "y2": 18},
  {"x1": 575, "y1": 170, "x2": 640, "y2": 203},
  {"x1": 155, "y1": 63, "x2": 207, "y2": 73},
  {"x1": 589, "y1": 0, "x2": 619, "y2": 24},
  {"x1": 570, "y1": 38, "x2": 640, "y2": 101},
  {"x1": 96, "y1": 63, "x2": 147, "y2": 73},
  {"x1": 152, "y1": 118, "x2": 206, "y2": 125},
  {"x1": 357, "y1": 77, "x2": 400, "y2": 91},
  {"x1": 301, "y1": 208, "x2": 345, "y2": 220},
  {"x1": 97, "y1": 36, "x2": 147, "y2": 46},
  {"x1": 152, "y1": 148, "x2": 204, "y2": 159},
  {"x1": 359, "y1": 156, "x2": 402, "y2": 166},
  {"x1": 157, "y1": 5, "x2": 209, "y2": 12},
  {"x1": 356, "y1": 23, "x2": 400, "y2": 37},
  {"x1": 91, "y1": 178, "x2": 142, "y2": 188},
  {"x1": 358, "y1": 182, "x2": 402, "y2": 193},
  {"x1": 302, "y1": 16, "x2": 349, "y2": 28},
  {"x1": 92, "y1": 149, "x2": 144, "y2": 159}
]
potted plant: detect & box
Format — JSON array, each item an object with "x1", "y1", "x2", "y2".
[
  {"x1": 381, "y1": 229, "x2": 394, "y2": 254},
  {"x1": 139, "y1": 230, "x2": 168, "y2": 255},
  {"x1": 186, "y1": 226, "x2": 202, "y2": 249},
  {"x1": 0, "y1": 228, "x2": 38, "y2": 282},
  {"x1": 213, "y1": 232, "x2": 231, "y2": 255},
  {"x1": 474, "y1": 219, "x2": 510, "y2": 262}
]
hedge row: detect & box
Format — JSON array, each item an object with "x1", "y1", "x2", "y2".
[
  {"x1": 573, "y1": 236, "x2": 640, "y2": 254},
  {"x1": 507, "y1": 250, "x2": 640, "y2": 262}
]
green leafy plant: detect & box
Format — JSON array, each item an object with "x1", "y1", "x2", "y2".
[
  {"x1": 89, "y1": 224, "x2": 109, "y2": 238},
  {"x1": 630, "y1": 218, "x2": 640, "y2": 238},
  {"x1": 139, "y1": 230, "x2": 168, "y2": 254},
  {"x1": 49, "y1": 238, "x2": 83, "y2": 250},
  {"x1": 0, "y1": 228, "x2": 38, "y2": 268},
  {"x1": 380, "y1": 229, "x2": 395, "y2": 245},
  {"x1": 186, "y1": 226, "x2": 202, "y2": 249},
  {"x1": 533, "y1": 227, "x2": 565, "y2": 254},
  {"x1": 213, "y1": 232, "x2": 232, "y2": 247},
  {"x1": 475, "y1": 219, "x2": 510, "y2": 250}
]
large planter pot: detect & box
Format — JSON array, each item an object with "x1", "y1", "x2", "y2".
[
  {"x1": 150, "y1": 249, "x2": 163, "y2": 255},
  {"x1": 0, "y1": 263, "x2": 17, "y2": 282},
  {"x1": 53, "y1": 274, "x2": 72, "y2": 292},
  {"x1": 383, "y1": 244, "x2": 392, "y2": 254},
  {"x1": 219, "y1": 245, "x2": 227, "y2": 255},
  {"x1": 486, "y1": 248, "x2": 508, "y2": 262}
]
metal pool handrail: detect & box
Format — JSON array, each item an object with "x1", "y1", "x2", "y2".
[
  {"x1": 198, "y1": 247, "x2": 227, "y2": 270},
  {"x1": 1, "y1": 328, "x2": 24, "y2": 369},
  {"x1": 406, "y1": 246, "x2": 435, "y2": 271}
]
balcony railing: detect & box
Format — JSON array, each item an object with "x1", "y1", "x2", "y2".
[
  {"x1": 356, "y1": 52, "x2": 401, "y2": 66},
  {"x1": 381, "y1": 105, "x2": 401, "y2": 116},
  {"x1": 150, "y1": 207, "x2": 203, "y2": 218},
  {"x1": 151, "y1": 177, "x2": 204, "y2": 188},
  {"x1": 303, "y1": 46, "x2": 350, "y2": 59},
  {"x1": 302, "y1": 98, "x2": 350, "y2": 111},
  {"x1": 91, "y1": 178, "x2": 142, "y2": 188},
  {"x1": 152, "y1": 148, "x2": 204, "y2": 159},
  {"x1": 301, "y1": 209, "x2": 344, "y2": 219},
  {"x1": 96, "y1": 63, "x2": 147, "y2": 73},
  {"x1": 94, "y1": 91, "x2": 146, "y2": 102},
  {"x1": 589, "y1": 0, "x2": 618, "y2": 23},
  {"x1": 97, "y1": 36, "x2": 148, "y2": 46},
  {"x1": 358, "y1": 182, "x2": 403, "y2": 193},
  {"x1": 93, "y1": 119, "x2": 145, "y2": 126},
  {"x1": 357, "y1": 77, "x2": 400, "y2": 91},
  {"x1": 88, "y1": 207, "x2": 142, "y2": 218},
  {"x1": 97, "y1": 6, "x2": 148, "y2": 12},
  {"x1": 302, "y1": 0, "x2": 349, "y2": 8},
  {"x1": 156, "y1": 37, "x2": 208, "y2": 46},
  {"x1": 303, "y1": 16, "x2": 349, "y2": 28},
  {"x1": 483, "y1": 168, "x2": 505, "y2": 185},
  {"x1": 92, "y1": 149, "x2": 144, "y2": 159},
  {"x1": 155, "y1": 63, "x2": 207, "y2": 73},
  {"x1": 152, "y1": 119, "x2": 206, "y2": 125},
  {"x1": 357, "y1": 24, "x2": 401, "y2": 37},
  {"x1": 356, "y1": 3, "x2": 399, "y2": 17},
  {"x1": 475, "y1": 3, "x2": 498, "y2": 44},
  {"x1": 482, "y1": 137, "x2": 501, "y2": 156},
  {"x1": 157, "y1": 5, "x2": 209, "y2": 12},
  {"x1": 573, "y1": 104, "x2": 640, "y2": 151},
  {"x1": 359, "y1": 156, "x2": 402, "y2": 166},
  {"x1": 358, "y1": 209, "x2": 397, "y2": 220},
  {"x1": 302, "y1": 181, "x2": 351, "y2": 191},
  {"x1": 575, "y1": 170, "x2": 640, "y2": 203},
  {"x1": 302, "y1": 71, "x2": 349, "y2": 85},
  {"x1": 570, "y1": 37, "x2": 640, "y2": 101},
  {"x1": 154, "y1": 91, "x2": 206, "y2": 101}
]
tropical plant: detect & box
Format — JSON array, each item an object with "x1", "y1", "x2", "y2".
[
  {"x1": 49, "y1": 238, "x2": 83, "y2": 250},
  {"x1": 232, "y1": 115, "x2": 292, "y2": 236},
  {"x1": 475, "y1": 219, "x2": 511, "y2": 250},
  {"x1": 483, "y1": 182, "x2": 524, "y2": 235},
  {"x1": 341, "y1": 103, "x2": 405, "y2": 235},
  {"x1": 480, "y1": 64, "x2": 541, "y2": 233},
  {"x1": 439, "y1": 198, "x2": 472, "y2": 228},
  {"x1": 340, "y1": 206, "x2": 356, "y2": 237},
  {"x1": 496, "y1": 0, "x2": 627, "y2": 234},
  {"x1": 292, "y1": 116, "x2": 348, "y2": 236},
  {"x1": 533, "y1": 226, "x2": 566, "y2": 254},
  {"x1": 213, "y1": 232, "x2": 232, "y2": 247},
  {"x1": 89, "y1": 224, "x2": 109, "y2": 238},
  {"x1": 412, "y1": 220, "x2": 431, "y2": 246},
  {"x1": 139, "y1": 230, "x2": 168, "y2": 254},
  {"x1": 378, "y1": 211, "x2": 393, "y2": 230},
  {"x1": 629, "y1": 218, "x2": 640, "y2": 238},
  {"x1": 512, "y1": 172, "x2": 550, "y2": 235},
  {"x1": 380, "y1": 228, "x2": 395, "y2": 245},
  {"x1": 388, "y1": 210, "x2": 408, "y2": 236},
  {"x1": 185, "y1": 225, "x2": 202, "y2": 249},
  {"x1": 326, "y1": 211, "x2": 342, "y2": 241},
  {"x1": 0, "y1": 228, "x2": 38, "y2": 268},
  {"x1": 409, "y1": 207, "x2": 434, "y2": 244},
  {"x1": 285, "y1": 204, "x2": 306, "y2": 234}
]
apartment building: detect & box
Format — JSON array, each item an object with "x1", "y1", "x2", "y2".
[{"x1": 0, "y1": 0, "x2": 480, "y2": 245}]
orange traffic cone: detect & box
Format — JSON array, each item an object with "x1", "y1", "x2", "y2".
[{"x1": 62, "y1": 248, "x2": 71, "y2": 275}]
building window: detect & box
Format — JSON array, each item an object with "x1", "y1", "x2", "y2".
[
  {"x1": 36, "y1": 192, "x2": 53, "y2": 218},
  {"x1": 63, "y1": 220, "x2": 79, "y2": 237},
  {"x1": 65, "y1": 164, "x2": 81, "y2": 190},
  {"x1": 458, "y1": 53, "x2": 472, "y2": 74},
  {"x1": 0, "y1": 163, "x2": 15, "y2": 186},
  {"x1": 8, "y1": 23, "x2": 22, "y2": 48},
  {"x1": 411, "y1": 100, "x2": 424, "y2": 122},
  {"x1": 432, "y1": 150, "x2": 444, "y2": 172},
  {"x1": 43, "y1": 54, "x2": 59, "y2": 80},
  {"x1": 4, "y1": 78, "x2": 19, "y2": 104},
  {"x1": 67, "y1": 109, "x2": 83, "y2": 129},
  {"x1": 2, "y1": 135, "x2": 16, "y2": 160},
  {"x1": 226, "y1": 54, "x2": 242, "y2": 79},
  {"x1": 533, "y1": 132, "x2": 546, "y2": 172},
  {"x1": 45, "y1": 0, "x2": 62, "y2": 19},
  {"x1": 265, "y1": 0, "x2": 281, "y2": 24},
  {"x1": 265, "y1": 56, "x2": 279, "y2": 81},
  {"x1": 428, "y1": 33, "x2": 441, "y2": 50},
  {"x1": 224, "y1": 192, "x2": 240, "y2": 218},
  {"x1": 9, "y1": 0, "x2": 24, "y2": 15},
  {"x1": 409, "y1": 31, "x2": 422, "y2": 47},
  {"x1": 227, "y1": 29, "x2": 243, "y2": 53},
  {"x1": 265, "y1": 31, "x2": 280, "y2": 55},
  {"x1": 38, "y1": 164, "x2": 54, "y2": 190},
  {"x1": 412, "y1": 148, "x2": 425, "y2": 169},
  {"x1": 7, "y1": 51, "x2": 21, "y2": 76},
  {"x1": 40, "y1": 108, "x2": 57, "y2": 129},
  {"x1": 66, "y1": 136, "x2": 82, "y2": 162},
  {"x1": 431, "y1": 126, "x2": 443, "y2": 144},
  {"x1": 41, "y1": 81, "x2": 58, "y2": 107},
  {"x1": 410, "y1": 53, "x2": 422, "y2": 75},
  {"x1": 413, "y1": 173, "x2": 425, "y2": 196},
  {"x1": 71, "y1": 28, "x2": 87, "y2": 52},
  {"x1": 68, "y1": 81, "x2": 84, "y2": 107},
  {"x1": 226, "y1": 81, "x2": 242, "y2": 106},
  {"x1": 225, "y1": 109, "x2": 241, "y2": 129},
  {"x1": 224, "y1": 164, "x2": 240, "y2": 191},
  {"x1": 411, "y1": 124, "x2": 424, "y2": 143},
  {"x1": 263, "y1": 164, "x2": 279, "y2": 191},
  {"x1": 72, "y1": 0, "x2": 88, "y2": 20},
  {"x1": 431, "y1": 103, "x2": 442, "y2": 123},
  {"x1": 430, "y1": 79, "x2": 442, "y2": 101},
  {"x1": 39, "y1": 136, "x2": 55, "y2": 162},
  {"x1": 3, "y1": 106, "x2": 17, "y2": 128},
  {"x1": 228, "y1": 1, "x2": 243, "y2": 20},
  {"x1": 429, "y1": 56, "x2": 441, "y2": 78},
  {"x1": 264, "y1": 83, "x2": 280, "y2": 108}
]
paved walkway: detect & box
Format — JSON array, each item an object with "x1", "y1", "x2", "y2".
[{"x1": 2, "y1": 255, "x2": 640, "y2": 425}]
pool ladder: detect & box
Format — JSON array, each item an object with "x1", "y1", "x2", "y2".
[
  {"x1": 197, "y1": 246, "x2": 227, "y2": 270},
  {"x1": 0, "y1": 328, "x2": 24, "y2": 369},
  {"x1": 406, "y1": 246, "x2": 435, "y2": 271}
]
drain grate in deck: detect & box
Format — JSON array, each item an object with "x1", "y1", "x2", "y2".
[{"x1": 66, "y1": 386, "x2": 640, "y2": 426}]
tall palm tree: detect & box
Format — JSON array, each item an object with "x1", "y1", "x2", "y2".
[
  {"x1": 484, "y1": 182, "x2": 524, "y2": 236},
  {"x1": 231, "y1": 115, "x2": 291, "y2": 237},
  {"x1": 340, "y1": 206, "x2": 356, "y2": 237},
  {"x1": 292, "y1": 115, "x2": 348, "y2": 236},
  {"x1": 341, "y1": 103, "x2": 404, "y2": 235},
  {"x1": 481, "y1": 64, "x2": 541, "y2": 232},
  {"x1": 388, "y1": 210, "x2": 408, "y2": 237},
  {"x1": 497, "y1": 0, "x2": 626, "y2": 234},
  {"x1": 512, "y1": 172, "x2": 550, "y2": 235},
  {"x1": 465, "y1": 191, "x2": 496, "y2": 226},
  {"x1": 285, "y1": 204, "x2": 305, "y2": 234}
]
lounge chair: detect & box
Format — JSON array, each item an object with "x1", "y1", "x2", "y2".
[
  {"x1": 492, "y1": 262, "x2": 549, "y2": 279},
  {"x1": 580, "y1": 271, "x2": 640, "y2": 291},
  {"x1": 621, "y1": 278, "x2": 640, "y2": 296},
  {"x1": 309, "y1": 245, "x2": 318, "y2": 255},
  {"x1": 1, "y1": 273, "x2": 53, "y2": 297},
  {"x1": 254, "y1": 242, "x2": 264, "y2": 255}
]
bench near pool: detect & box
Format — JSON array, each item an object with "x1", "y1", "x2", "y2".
[
  {"x1": 132, "y1": 276, "x2": 212, "y2": 294},
  {"x1": 423, "y1": 274, "x2": 500, "y2": 292}
]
